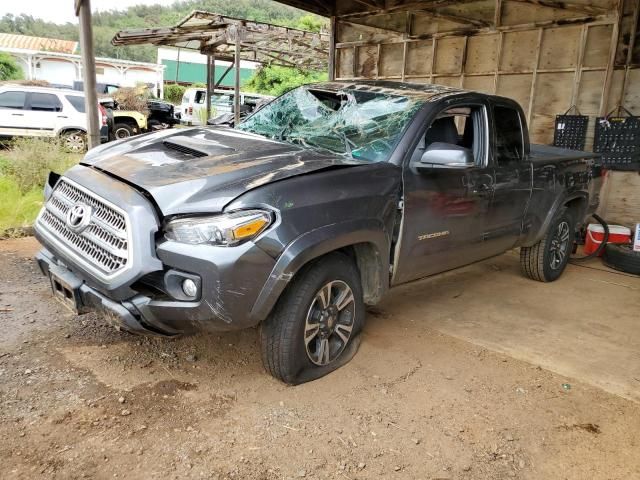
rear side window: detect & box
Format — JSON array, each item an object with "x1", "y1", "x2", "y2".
[
  {"x1": 494, "y1": 105, "x2": 524, "y2": 164},
  {"x1": 29, "y1": 93, "x2": 63, "y2": 112},
  {"x1": 0, "y1": 91, "x2": 27, "y2": 109},
  {"x1": 65, "y1": 95, "x2": 85, "y2": 113},
  {"x1": 194, "y1": 91, "x2": 206, "y2": 104}
]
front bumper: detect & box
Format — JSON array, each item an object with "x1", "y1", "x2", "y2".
[{"x1": 35, "y1": 237, "x2": 277, "y2": 336}]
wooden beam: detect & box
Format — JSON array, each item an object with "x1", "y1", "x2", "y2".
[
  {"x1": 412, "y1": 9, "x2": 491, "y2": 28},
  {"x1": 206, "y1": 53, "x2": 212, "y2": 121},
  {"x1": 214, "y1": 63, "x2": 233, "y2": 89},
  {"x1": 526, "y1": 28, "x2": 544, "y2": 126},
  {"x1": 335, "y1": 13, "x2": 614, "y2": 48},
  {"x1": 234, "y1": 25, "x2": 241, "y2": 126},
  {"x1": 339, "y1": 0, "x2": 480, "y2": 20},
  {"x1": 329, "y1": 15, "x2": 336, "y2": 80},
  {"x1": 494, "y1": 0, "x2": 502, "y2": 28},
  {"x1": 600, "y1": 0, "x2": 623, "y2": 116},
  {"x1": 508, "y1": 0, "x2": 609, "y2": 16},
  {"x1": 569, "y1": 24, "x2": 588, "y2": 107}
]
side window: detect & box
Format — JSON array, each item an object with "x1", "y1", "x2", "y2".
[
  {"x1": 65, "y1": 95, "x2": 86, "y2": 113},
  {"x1": 194, "y1": 91, "x2": 206, "y2": 104},
  {"x1": 420, "y1": 105, "x2": 487, "y2": 166},
  {"x1": 29, "y1": 93, "x2": 63, "y2": 112},
  {"x1": 494, "y1": 105, "x2": 524, "y2": 164},
  {"x1": 0, "y1": 91, "x2": 27, "y2": 110}
]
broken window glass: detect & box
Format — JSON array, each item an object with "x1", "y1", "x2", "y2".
[{"x1": 237, "y1": 86, "x2": 424, "y2": 163}]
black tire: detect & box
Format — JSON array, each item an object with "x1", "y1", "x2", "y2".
[
  {"x1": 520, "y1": 208, "x2": 575, "y2": 282},
  {"x1": 113, "y1": 122, "x2": 136, "y2": 139},
  {"x1": 260, "y1": 252, "x2": 365, "y2": 385},
  {"x1": 603, "y1": 243, "x2": 640, "y2": 275},
  {"x1": 61, "y1": 130, "x2": 87, "y2": 153}
]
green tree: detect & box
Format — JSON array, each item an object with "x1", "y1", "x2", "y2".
[
  {"x1": 0, "y1": 53, "x2": 24, "y2": 81},
  {"x1": 244, "y1": 65, "x2": 327, "y2": 97}
]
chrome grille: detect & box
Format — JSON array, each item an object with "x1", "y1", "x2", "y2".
[{"x1": 36, "y1": 179, "x2": 130, "y2": 277}]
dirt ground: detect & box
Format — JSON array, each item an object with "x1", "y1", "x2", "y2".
[{"x1": 1, "y1": 237, "x2": 639, "y2": 480}]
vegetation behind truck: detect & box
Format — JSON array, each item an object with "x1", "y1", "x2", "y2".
[{"x1": 33, "y1": 81, "x2": 601, "y2": 384}]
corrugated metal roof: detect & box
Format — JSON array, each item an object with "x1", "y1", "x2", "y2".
[{"x1": 0, "y1": 33, "x2": 78, "y2": 54}]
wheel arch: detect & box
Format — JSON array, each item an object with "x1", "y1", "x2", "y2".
[
  {"x1": 521, "y1": 192, "x2": 588, "y2": 247},
  {"x1": 250, "y1": 219, "x2": 391, "y2": 322},
  {"x1": 58, "y1": 126, "x2": 87, "y2": 136}
]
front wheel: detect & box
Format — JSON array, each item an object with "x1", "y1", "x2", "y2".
[
  {"x1": 520, "y1": 208, "x2": 574, "y2": 282},
  {"x1": 260, "y1": 252, "x2": 365, "y2": 384}
]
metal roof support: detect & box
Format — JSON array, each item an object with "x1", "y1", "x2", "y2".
[
  {"x1": 75, "y1": 0, "x2": 100, "y2": 149},
  {"x1": 206, "y1": 53, "x2": 213, "y2": 121},
  {"x1": 234, "y1": 29, "x2": 241, "y2": 126}
]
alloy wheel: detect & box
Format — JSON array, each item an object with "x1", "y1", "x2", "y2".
[
  {"x1": 304, "y1": 280, "x2": 356, "y2": 366},
  {"x1": 549, "y1": 220, "x2": 571, "y2": 270}
]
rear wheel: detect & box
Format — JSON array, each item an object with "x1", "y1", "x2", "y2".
[
  {"x1": 260, "y1": 252, "x2": 365, "y2": 384},
  {"x1": 61, "y1": 130, "x2": 87, "y2": 153},
  {"x1": 520, "y1": 208, "x2": 574, "y2": 282},
  {"x1": 113, "y1": 122, "x2": 136, "y2": 139}
]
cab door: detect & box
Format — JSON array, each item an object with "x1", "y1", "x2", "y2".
[
  {"x1": 0, "y1": 90, "x2": 28, "y2": 136},
  {"x1": 484, "y1": 103, "x2": 532, "y2": 253},
  {"x1": 392, "y1": 101, "x2": 495, "y2": 285}
]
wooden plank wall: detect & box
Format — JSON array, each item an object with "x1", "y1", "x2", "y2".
[
  {"x1": 331, "y1": 0, "x2": 639, "y2": 226},
  {"x1": 332, "y1": 0, "x2": 638, "y2": 147}
]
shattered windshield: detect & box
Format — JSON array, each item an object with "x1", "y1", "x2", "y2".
[{"x1": 236, "y1": 86, "x2": 423, "y2": 162}]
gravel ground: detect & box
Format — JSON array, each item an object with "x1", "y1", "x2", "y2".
[{"x1": 1, "y1": 237, "x2": 639, "y2": 480}]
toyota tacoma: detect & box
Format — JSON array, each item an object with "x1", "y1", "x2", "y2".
[{"x1": 34, "y1": 81, "x2": 601, "y2": 384}]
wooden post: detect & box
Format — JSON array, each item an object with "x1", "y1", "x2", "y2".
[
  {"x1": 175, "y1": 47, "x2": 181, "y2": 84},
  {"x1": 328, "y1": 16, "x2": 336, "y2": 80},
  {"x1": 75, "y1": 0, "x2": 100, "y2": 149},
  {"x1": 206, "y1": 53, "x2": 212, "y2": 122},
  {"x1": 234, "y1": 27, "x2": 241, "y2": 126},
  {"x1": 600, "y1": 0, "x2": 624, "y2": 116}
]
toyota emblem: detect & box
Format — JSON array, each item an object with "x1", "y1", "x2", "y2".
[{"x1": 66, "y1": 203, "x2": 92, "y2": 233}]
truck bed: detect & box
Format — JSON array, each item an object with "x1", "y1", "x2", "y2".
[{"x1": 529, "y1": 144, "x2": 599, "y2": 163}]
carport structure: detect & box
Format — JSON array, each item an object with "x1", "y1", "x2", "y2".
[
  {"x1": 277, "y1": 0, "x2": 639, "y2": 144},
  {"x1": 112, "y1": 10, "x2": 329, "y2": 124}
]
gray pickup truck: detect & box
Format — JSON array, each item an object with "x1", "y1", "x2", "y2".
[{"x1": 34, "y1": 81, "x2": 601, "y2": 384}]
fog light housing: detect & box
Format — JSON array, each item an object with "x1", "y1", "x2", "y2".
[{"x1": 182, "y1": 278, "x2": 198, "y2": 298}]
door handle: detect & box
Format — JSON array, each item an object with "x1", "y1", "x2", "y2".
[
  {"x1": 11, "y1": 113, "x2": 24, "y2": 116},
  {"x1": 57, "y1": 115, "x2": 68, "y2": 119},
  {"x1": 472, "y1": 183, "x2": 492, "y2": 195}
]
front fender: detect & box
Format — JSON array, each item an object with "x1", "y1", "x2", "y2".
[{"x1": 249, "y1": 219, "x2": 390, "y2": 322}]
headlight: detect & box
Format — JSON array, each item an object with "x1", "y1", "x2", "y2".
[{"x1": 164, "y1": 210, "x2": 272, "y2": 246}]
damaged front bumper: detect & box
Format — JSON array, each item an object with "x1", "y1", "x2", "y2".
[{"x1": 35, "y1": 238, "x2": 277, "y2": 336}]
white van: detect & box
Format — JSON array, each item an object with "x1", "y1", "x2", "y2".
[
  {"x1": 0, "y1": 85, "x2": 109, "y2": 151},
  {"x1": 179, "y1": 88, "x2": 273, "y2": 126}
]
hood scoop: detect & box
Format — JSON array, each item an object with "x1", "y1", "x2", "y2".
[{"x1": 162, "y1": 135, "x2": 235, "y2": 158}]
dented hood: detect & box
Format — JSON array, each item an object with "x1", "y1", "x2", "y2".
[{"x1": 82, "y1": 127, "x2": 359, "y2": 215}]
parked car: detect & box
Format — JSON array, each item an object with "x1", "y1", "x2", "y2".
[
  {"x1": 0, "y1": 85, "x2": 109, "y2": 151},
  {"x1": 33, "y1": 81, "x2": 602, "y2": 384},
  {"x1": 180, "y1": 87, "x2": 273, "y2": 126},
  {"x1": 73, "y1": 81, "x2": 178, "y2": 139}
]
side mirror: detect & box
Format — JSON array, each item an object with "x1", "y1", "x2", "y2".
[{"x1": 417, "y1": 142, "x2": 474, "y2": 172}]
